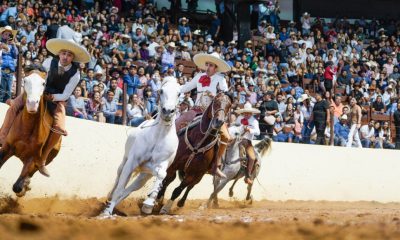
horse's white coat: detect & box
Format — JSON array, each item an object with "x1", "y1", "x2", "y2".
[{"x1": 101, "y1": 77, "x2": 181, "y2": 216}]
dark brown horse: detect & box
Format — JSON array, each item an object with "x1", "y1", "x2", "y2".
[
  {"x1": 157, "y1": 92, "x2": 231, "y2": 214},
  {"x1": 0, "y1": 70, "x2": 61, "y2": 196}
]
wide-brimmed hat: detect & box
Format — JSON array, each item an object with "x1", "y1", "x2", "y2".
[
  {"x1": 143, "y1": 17, "x2": 156, "y2": 25},
  {"x1": 179, "y1": 17, "x2": 189, "y2": 23},
  {"x1": 235, "y1": 102, "x2": 261, "y2": 115},
  {"x1": 166, "y1": 42, "x2": 176, "y2": 48},
  {"x1": 303, "y1": 12, "x2": 310, "y2": 16},
  {"x1": 340, "y1": 114, "x2": 348, "y2": 120},
  {"x1": 46, "y1": 38, "x2": 90, "y2": 63},
  {"x1": 206, "y1": 38, "x2": 214, "y2": 44},
  {"x1": 0, "y1": 26, "x2": 17, "y2": 38},
  {"x1": 193, "y1": 52, "x2": 231, "y2": 73},
  {"x1": 267, "y1": 25, "x2": 274, "y2": 32},
  {"x1": 121, "y1": 34, "x2": 131, "y2": 39},
  {"x1": 298, "y1": 93, "x2": 310, "y2": 102}
]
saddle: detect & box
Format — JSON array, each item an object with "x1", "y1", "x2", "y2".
[{"x1": 177, "y1": 115, "x2": 202, "y2": 137}]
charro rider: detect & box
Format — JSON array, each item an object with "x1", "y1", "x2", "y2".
[
  {"x1": 0, "y1": 38, "x2": 90, "y2": 176},
  {"x1": 234, "y1": 102, "x2": 260, "y2": 184},
  {"x1": 176, "y1": 52, "x2": 231, "y2": 178}
]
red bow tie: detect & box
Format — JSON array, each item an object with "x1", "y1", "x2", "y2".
[
  {"x1": 241, "y1": 118, "x2": 249, "y2": 126},
  {"x1": 199, "y1": 75, "x2": 211, "y2": 87}
]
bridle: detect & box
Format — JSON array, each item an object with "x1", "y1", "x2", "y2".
[{"x1": 183, "y1": 94, "x2": 230, "y2": 172}]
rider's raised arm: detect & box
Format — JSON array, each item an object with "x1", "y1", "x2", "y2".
[{"x1": 180, "y1": 73, "x2": 201, "y2": 94}]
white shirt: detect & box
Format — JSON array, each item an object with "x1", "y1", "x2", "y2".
[
  {"x1": 359, "y1": 125, "x2": 374, "y2": 140},
  {"x1": 235, "y1": 115, "x2": 260, "y2": 140},
  {"x1": 42, "y1": 57, "x2": 81, "y2": 102},
  {"x1": 180, "y1": 72, "x2": 228, "y2": 107}
]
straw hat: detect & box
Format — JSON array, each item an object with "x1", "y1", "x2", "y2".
[
  {"x1": 46, "y1": 38, "x2": 90, "y2": 63},
  {"x1": 179, "y1": 17, "x2": 189, "y2": 23},
  {"x1": 235, "y1": 102, "x2": 261, "y2": 115},
  {"x1": 340, "y1": 114, "x2": 348, "y2": 120},
  {"x1": 298, "y1": 94, "x2": 310, "y2": 102},
  {"x1": 267, "y1": 25, "x2": 274, "y2": 32},
  {"x1": 206, "y1": 38, "x2": 214, "y2": 44},
  {"x1": 0, "y1": 26, "x2": 17, "y2": 38},
  {"x1": 193, "y1": 52, "x2": 231, "y2": 73},
  {"x1": 143, "y1": 17, "x2": 156, "y2": 25},
  {"x1": 167, "y1": 42, "x2": 176, "y2": 48}
]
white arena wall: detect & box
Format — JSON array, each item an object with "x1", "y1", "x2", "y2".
[{"x1": 0, "y1": 103, "x2": 399, "y2": 203}]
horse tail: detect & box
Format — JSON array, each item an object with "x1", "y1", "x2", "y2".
[{"x1": 255, "y1": 137, "x2": 272, "y2": 158}]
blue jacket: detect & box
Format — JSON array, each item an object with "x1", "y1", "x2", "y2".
[
  {"x1": 2, "y1": 44, "x2": 18, "y2": 72},
  {"x1": 334, "y1": 122, "x2": 350, "y2": 139},
  {"x1": 123, "y1": 73, "x2": 141, "y2": 96}
]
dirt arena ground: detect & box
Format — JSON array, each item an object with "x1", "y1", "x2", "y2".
[{"x1": 1, "y1": 197, "x2": 400, "y2": 240}]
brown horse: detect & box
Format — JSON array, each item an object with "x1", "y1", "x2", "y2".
[
  {"x1": 157, "y1": 92, "x2": 231, "y2": 214},
  {"x1": 0, "y1": 70, "x2": 61, "y2": 197}
]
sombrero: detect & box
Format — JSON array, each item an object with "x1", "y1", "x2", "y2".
[
  {"x1": 46, "y1": 38, "x2": 90, "y2": 63},
  {"x1": 143, "y1": 17, "x2": 156, "y2": 25},
  {"x1": 235, "y1": 102, "x2": 261, "y2": 115},
  {"x1": 0, "y1": 26, "x2": 17, "y2": 38},
  {"x1": 193, "y1": 52, "x2": 231, "y2": 73}
]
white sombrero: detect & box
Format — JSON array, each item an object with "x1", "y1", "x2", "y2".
[
  {"x1": 193, "y1": 52, "x2": 231, "y2": 73},
  {"x1": 235, "y1": 102, "x2": 261, "y2": 115},
  {"x1": 0, "y1": 26, "x2": 17, "y2": 38},
  {"x1": 46, "y1": 38, "x2": 90, "y2": 63}
]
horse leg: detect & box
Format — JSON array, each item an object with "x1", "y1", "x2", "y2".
[
  {"x1": 177, "y1": 185, "x2": 194, "y2": 208},
  {"x1": 156, "y1": 163, "x2": 178, "y2": 203},
  {"x1": 142, "y1": 158, "x2": 171, "y2": 214},
  {"x1": 0, "y1": 144, "x2": 13, "y2": 169},
  {"x1": 107, "y1": 156, "x2": 129, "y2": 201},
  {"x1": 101, "y1": 172, "x2": 151, "y2": 217},
  {"x1": 229, "y1": 178, "x2": 239, "y2": 197},
  {"x1": 159, "y1": 180, "x2": 188, "y2": 214},
  {"x1": 207, "y1": 177, "x2": 230, "y2": 208},
  {"x1": 102, "y1": 156, "x2": 140, "y2": 216},
  {"x1": 13, "y1": 157, "x2": 35, "y2": 196},
  {"x1": 246, "y1": 183, "x2": 254, "y2": 204}
]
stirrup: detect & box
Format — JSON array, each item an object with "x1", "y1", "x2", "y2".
[{"x1": 38, "y1": 165, "x2": 50, "y2": 177}]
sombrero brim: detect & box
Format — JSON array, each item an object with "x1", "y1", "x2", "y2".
[
  {"x1": 193, "y1": 53, "x2": 231, "y2": 73},
  {"x1": 143, "y1": 18, "x2": 156, "y2": 24},
  {"x1": 235, "y1": 108, "x2": 260, "y2": 114},
  {"x1": 0, "y1": 28, "x2": 17, "y2": 37},
  {"x1": 46, "y1": 39, "x2": 90, "y2": 63}
]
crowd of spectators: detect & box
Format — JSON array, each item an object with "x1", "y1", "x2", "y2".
[{"x1": 0, "y1": 0, "x2": 399, "y2": 149}]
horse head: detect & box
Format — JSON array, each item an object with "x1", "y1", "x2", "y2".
[
  {"x1": 23, "y1": 65, "x2": 47, "y2": 114},
  {"x1": 207, "y1": 92, "x2": 231, "y2": 131},
  {"x1": 158, "y1": 76, "x2": 181, "y2": 123}
]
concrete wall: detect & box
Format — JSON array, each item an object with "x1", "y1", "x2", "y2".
[{"x1": 0, "y1": 103, "x2": 399, "y2": 202}]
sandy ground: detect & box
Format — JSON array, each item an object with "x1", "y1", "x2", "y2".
[{"x1": 1, "y1": 197, "x2": 400, "y2": 240}]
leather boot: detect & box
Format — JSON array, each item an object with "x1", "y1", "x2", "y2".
[{"x1": 245, "y1": 157, "x2": 255, "y2": 184}]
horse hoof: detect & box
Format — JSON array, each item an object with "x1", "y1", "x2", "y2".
[
  {"x1": 229, "y1": 191, "x2": 234, "y2": 197},
  {"x1": 141, "y1": 204, "x2": 154, "y2": 215},
  {"x1": 177, "y1": 200, "x2": 185, "y2": 208},
  {"x1": 38, "y1": 166, "x2": 50, "y2": 177},
  {"x1": 212, "y1": 202, "x2": 219, "y2": 209},
  {"x1": 159, "y1": 207, "x2": 169, "y2": 215},
  {"x1": 15, "y1": 187, "x2": 26, "y2": 197},
  {"x1": 97, "y1": 212, "x2": 115, "y2": 219},
  {"x1": 246, "y1": 196, "x2": 253, "y2": 205}
]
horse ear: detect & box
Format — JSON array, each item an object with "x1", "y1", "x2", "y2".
[{"x1": 225, "y1": 92, "x2": 235, "y2": 102}]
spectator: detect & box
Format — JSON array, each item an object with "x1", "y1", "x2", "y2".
[
  {"x1": 259, "y1": 91, "x2": 278, "y2": 138},
  {"x1": 346, "y1": 98, "x2": 362, "y2": 148},
  {"x1": 67, "y1": 86, "x2": 88, "y2": 119},
  {"x1": 127, "y1": 93, "x2": 147, "y2": 127},
  {"x1": 359, "y1": 120, "x2": 377, "y2": 148},
  {"x1": 309, "y1": 92, "x2": 329, "y2": 145},
  {"x1": 0, "y1": 26, "x2": 17, "y2": 103},
  {"x1": 102, "y1": 90, "x2": 118, "y2": 124},
  {"x1": 380, "y1": 121, "x2": 395, "y2": 149},
  {"x1": 86, "y1": 91, "x2": 105, "y2": 122},
  {"x1": 371, "y1": 95, "x2": 385, "y2": 114},
  {"x1": 334, "y1": 114, "x2": 350, "y2": 146}
]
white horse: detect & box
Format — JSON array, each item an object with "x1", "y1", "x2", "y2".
[
  {"x1": 100, "y1": 76, "x2": 181, "y2": 216},
  {"x1": 206, "y1": 126, "x2": 272, "y2": 208}
]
